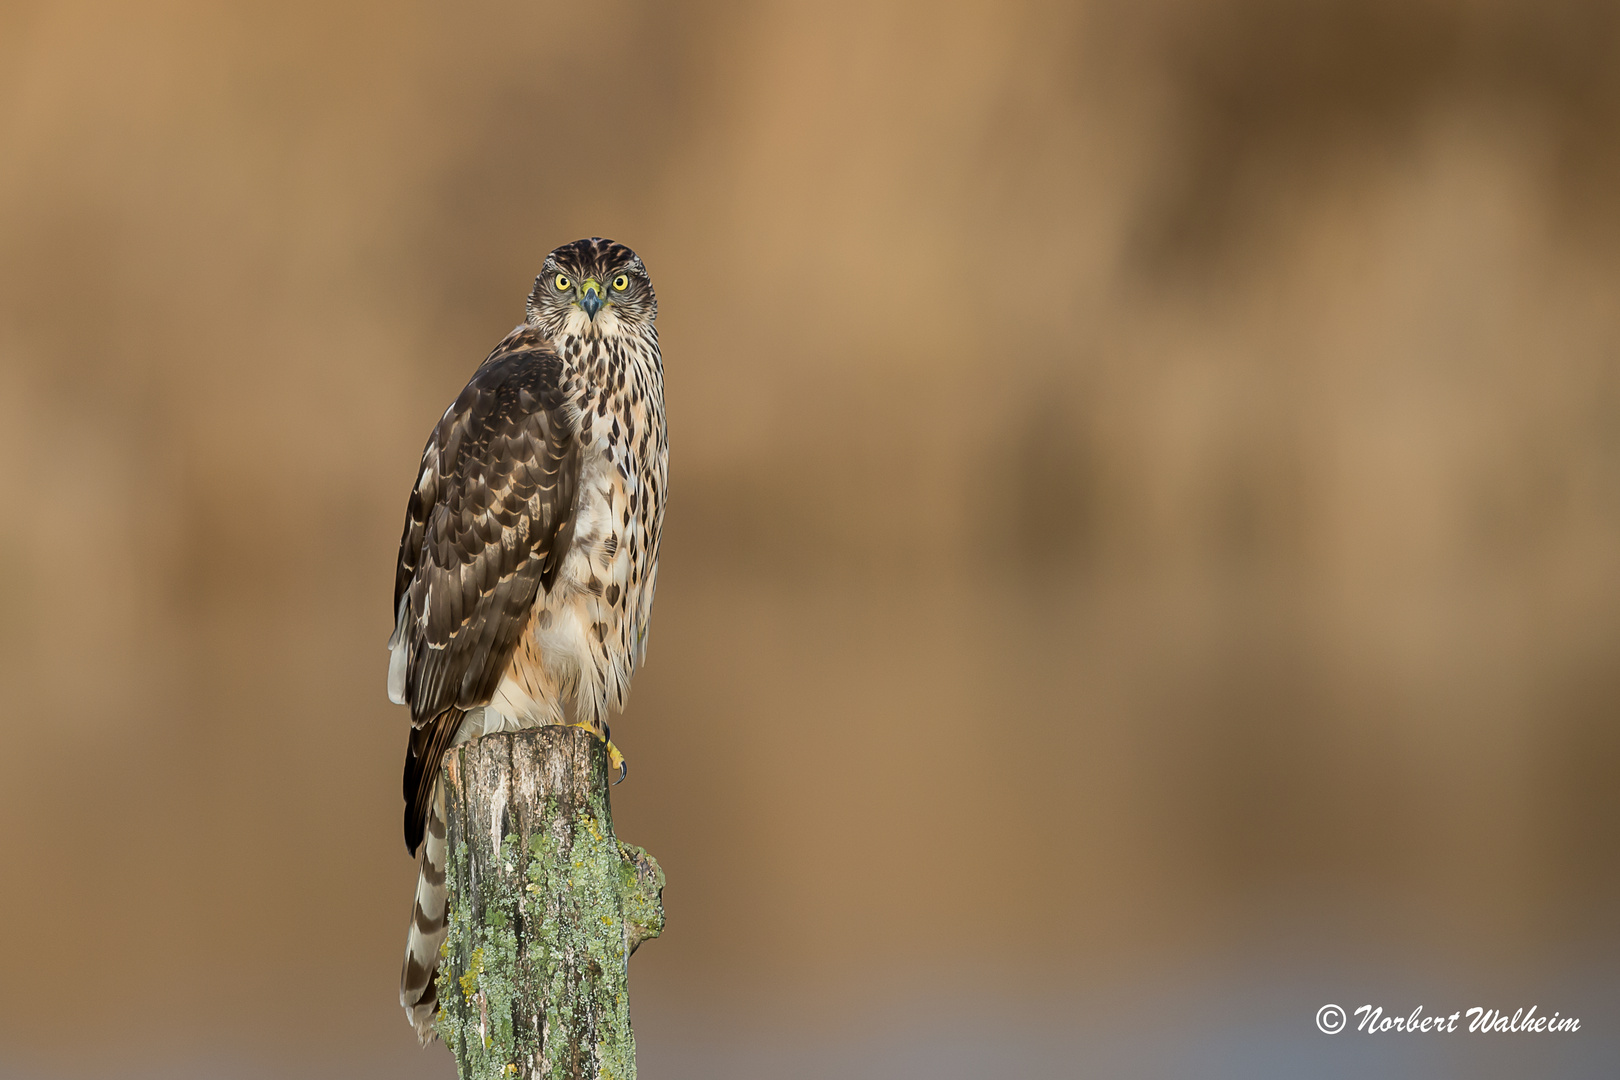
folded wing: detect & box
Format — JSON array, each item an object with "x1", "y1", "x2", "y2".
[{"x1": 389, "y1": 330, "x2": 580, "y2": 852}]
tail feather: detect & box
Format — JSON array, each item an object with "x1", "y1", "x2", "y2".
[
  {"x1": 404, "y1": 707, "x2": 465, "y2": 854},
  {"x1": 401, "y1": 780, "x2": 449, "y2": 1043}
]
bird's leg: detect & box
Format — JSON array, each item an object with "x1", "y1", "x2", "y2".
[{"x1": 567, "y1": 717, "x2": 628, "y2": 784}]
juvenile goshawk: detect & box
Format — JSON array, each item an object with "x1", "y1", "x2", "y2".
[{"x1": 386, "y1": 238, "x2": 668, "y2": 1040}]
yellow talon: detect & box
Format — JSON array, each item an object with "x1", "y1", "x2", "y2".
[{"x1": 567, "y1": 720, "x2": 628, "y2": 784}]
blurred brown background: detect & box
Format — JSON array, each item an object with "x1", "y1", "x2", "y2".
[{"x1": 3, "y1": 0, "x2": 1619, "y2": 1076}]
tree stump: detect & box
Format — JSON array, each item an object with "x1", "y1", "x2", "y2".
[{"x1": 434, "y1": 727, "x2": 665, "y2": 1080}]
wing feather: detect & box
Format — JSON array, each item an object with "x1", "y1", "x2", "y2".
[{"x1": 391, "y1": 328, "x2": 581, "y2": 852}]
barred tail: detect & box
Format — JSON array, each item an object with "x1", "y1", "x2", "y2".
[{"x1": 401, "y1": 780, "x2": 449, "y2": 1042}]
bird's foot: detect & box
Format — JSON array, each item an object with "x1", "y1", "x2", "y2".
[{"x1": 567, "y1": 720, "x2": 628, "y2": 785}]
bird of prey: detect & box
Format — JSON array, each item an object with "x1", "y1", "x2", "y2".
[{"x1": 386, "y1": 238, "x2": 668, "y2": 1040}]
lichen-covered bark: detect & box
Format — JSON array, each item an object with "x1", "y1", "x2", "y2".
[{"x1": 435, "y1": 727, "x2": 665, "y2": 1080}]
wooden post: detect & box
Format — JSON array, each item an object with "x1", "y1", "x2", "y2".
[{"x1": 434, "y1": 727, "x2": 665, "y2": 1080}]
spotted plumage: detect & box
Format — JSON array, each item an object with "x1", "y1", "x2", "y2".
[{"x1": 387, "y1": 238, "x2": 667, "y2": 1041}]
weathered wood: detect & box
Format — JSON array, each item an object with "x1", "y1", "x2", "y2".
[{"x1": 435, "y1": 727, "x2": 665, "y2": 1080}]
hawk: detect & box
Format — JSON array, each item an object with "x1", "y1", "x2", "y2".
[{"x1": 386, "y1": 238, "x2": 668, "y2": 1040}]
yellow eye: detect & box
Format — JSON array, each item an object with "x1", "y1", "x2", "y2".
[
  {"x1": 555, "y1": 274, "x2": 572, "y2": 291},
  {"x1": 611, "y1": 274, "x2": 630, "y2": 291}
]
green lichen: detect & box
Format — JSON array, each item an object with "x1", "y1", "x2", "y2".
[
  {"x1": 437, "y1": 833, "x2": 525, "y2": 1076},
  {"x1": 616, "y1": 844, "x2": 665, "y2": 949},
  {"x1": 459, "y1": 947, "x2": 485, "y2": 1004}
]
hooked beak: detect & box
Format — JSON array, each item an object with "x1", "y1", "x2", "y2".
[{"x1": 579, "y1": 279, "x2": 604, "y2": 320}]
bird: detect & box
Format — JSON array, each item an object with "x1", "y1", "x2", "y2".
[{"x1": 386, "y1": 238, "x2": 667, "y2": 1041}]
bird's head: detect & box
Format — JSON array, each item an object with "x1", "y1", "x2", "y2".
[{"x1": 526, "y1": 238, "x2": 656, "y2": 339}]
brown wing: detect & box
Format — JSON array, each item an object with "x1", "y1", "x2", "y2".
[{"x1": 391, "y1": 328, "x2": 580, "y2": 852}]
